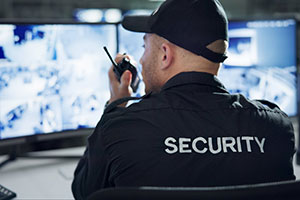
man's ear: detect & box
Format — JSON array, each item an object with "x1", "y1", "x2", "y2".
[{"x1": 160, "y1": 42, "x2": 173, "y2": 70}]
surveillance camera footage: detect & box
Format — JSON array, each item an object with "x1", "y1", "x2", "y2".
[
  {"x1": 0, "y1": 23, "x2": 117, "y2": 139},
  {"x1": 219, "y1": 19, "x2": 297, "y2": 117}
]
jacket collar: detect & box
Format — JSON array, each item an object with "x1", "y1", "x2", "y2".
[{"x1": 161, "y1": 71, "x2": 229, "y2": 93}]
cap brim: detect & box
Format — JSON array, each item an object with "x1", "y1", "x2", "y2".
[{"x1": 122, "y1": 15, "x2": 152, "y2": 33}]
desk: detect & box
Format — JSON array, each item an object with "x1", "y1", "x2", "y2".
[{"x1": 0, "y1": 147, "x2": 85, "y2": 200}]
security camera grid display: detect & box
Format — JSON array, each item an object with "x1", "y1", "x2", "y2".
[
  {"x1": 119, "y1": 19, "x2": 297, "y2": 117},
  {"x1": 0, "y1": 23, "x2": 117, "y2": 139},
  {"x1": 218, "y1": 19, "x2": 297, "y2": 116}
]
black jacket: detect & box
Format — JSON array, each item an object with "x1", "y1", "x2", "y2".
[{"x1": 72, "y1": 72, "x2": 295, "y2": 200}]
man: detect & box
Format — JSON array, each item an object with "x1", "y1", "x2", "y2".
[{"x1": 72, "y1": 0, "x2": 295, "y2": 199}]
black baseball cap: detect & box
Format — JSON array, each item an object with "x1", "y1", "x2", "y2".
[{"x1": 122, "y1": 0, "x2": 228, "y2": 63}]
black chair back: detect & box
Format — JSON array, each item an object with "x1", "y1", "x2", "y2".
[{"x1": 87, "y1": 180, "x2": 300, "y2": 200}]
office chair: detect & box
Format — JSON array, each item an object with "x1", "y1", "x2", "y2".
[{"x1": 87, "y1": 180, "x2": 300, "y2": 200}]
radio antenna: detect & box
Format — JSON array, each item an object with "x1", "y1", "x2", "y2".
[{"x1": 103, "y1": 46, "x2": 117, "y2": 67}]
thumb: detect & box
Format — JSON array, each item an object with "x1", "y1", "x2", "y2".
[{"x1": 120, "y1": 70, "x2": 132, "y2": 89}]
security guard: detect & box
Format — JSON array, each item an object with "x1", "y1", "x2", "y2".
[{"x1": 72, "y1": 0, "x2": 295, "y2": 199}]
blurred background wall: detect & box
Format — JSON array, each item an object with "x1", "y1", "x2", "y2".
[{"x1": 0, "y1": 0, "x2": 300, "y2": 21}]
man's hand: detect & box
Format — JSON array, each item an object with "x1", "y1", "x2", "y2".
[{"x1": 107, "y1": 54, "x2": 133, "y2": 107}]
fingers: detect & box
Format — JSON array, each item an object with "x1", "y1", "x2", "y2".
[
  {"x1": 120, "y1": 70, "x2": 132, "y2": 90},
  {"x1": 115, "y1": 53, "x2": 130, "y2": 64},
  {"x1": 108, "y1": 53, "x2": 131, "y2": 84},
  {"x1": 107, "y1": 53, "x2": 134, "y2": 106}
]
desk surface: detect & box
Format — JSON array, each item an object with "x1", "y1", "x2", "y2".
[{"x1": 0, "y1": 147, "x2": 85, "y2": 200}]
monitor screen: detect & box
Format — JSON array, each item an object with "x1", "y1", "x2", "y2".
[
  {"x1": 118, "y1": 19, "x2": 298, "y2": 116},
  {"x1": 218, "y1": 19, "x2": 297, "y2": 116},
  {"x1": 0, "y1": 23, "x2": 117, "y2": 141}
]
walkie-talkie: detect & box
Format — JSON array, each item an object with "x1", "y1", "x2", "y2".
[{"x1": 103, "y1": 46, "x2": 140, "y2": 93}]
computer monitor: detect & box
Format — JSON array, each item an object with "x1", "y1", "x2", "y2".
[
  {"x1": 0, "y1": 22, "x2": 117, "y2": 153},
  {"x1": 118, "y1": 19, "x2": 298, "y2": 117},
  {"x1": 218, "y1": 19, "x2": 297, "y2": 117}
]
